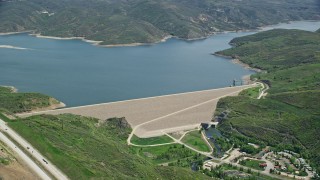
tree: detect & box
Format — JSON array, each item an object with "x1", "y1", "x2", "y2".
[
  {"x1": 240, "y1": 145, "x2": 258, "y2": 154},
  {"x1": 269, "y1": 169, "x2": 274, "y2": 174}
]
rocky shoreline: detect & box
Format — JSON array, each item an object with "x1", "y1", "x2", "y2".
[
  {"x1": 0, "y1": 20, "x2": 318, "y2": 48},
  {"x1": 213, "y1": 53, "x2": 263, "y2": 73}
]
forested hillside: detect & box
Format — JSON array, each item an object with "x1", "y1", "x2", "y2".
[
  {"x1": 0, "y1": 0, "x2": 319, "y2": 45},
  {"x1": 215, "y1": 29, "x2": 320, "y2": 172}
]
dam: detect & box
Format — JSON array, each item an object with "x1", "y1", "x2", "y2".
[{"x1": 18, "y1": 84, "x2": 257, "y2": 137}]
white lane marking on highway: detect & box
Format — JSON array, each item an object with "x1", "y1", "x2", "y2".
[
  {"x1": 0, "y1": 132, "x2": 51, "y2": 180},
  {"x1": 0, "y1": 119, "x2": 68, "y2": 180}
]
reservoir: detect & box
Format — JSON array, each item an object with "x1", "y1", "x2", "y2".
[{"x1": 1, "y1": 21, "x2": 319, "y2": 107}]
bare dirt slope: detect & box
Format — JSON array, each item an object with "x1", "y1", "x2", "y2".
[{"x1": 0, "y1": 143, "x2": 38, "y2": 180}]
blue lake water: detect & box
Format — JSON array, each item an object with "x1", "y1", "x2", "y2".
[{"x1": 1, "y1": 21, "x2": 320, "y2": 107}]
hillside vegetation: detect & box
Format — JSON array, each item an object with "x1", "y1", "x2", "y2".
[
  {"x1": 215, "y1": 29, "x2": 320, "y2": 172},
  {"x1": 0, "y1": 86, "x2": 62, "y2": 113},
  {"x1": 8, "y1": 114, "x2": 209, "y2": 179},
  {"x1": 0, "y1": 0, "x2": 319, "y2": 45}
]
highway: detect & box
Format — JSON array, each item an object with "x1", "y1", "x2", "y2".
[
  {"x1": 0, "y1": 118, "x2": 68, "y2": 180},
  {"x1": 0, "y1": 131, "x2": 50, "y2": 180}
]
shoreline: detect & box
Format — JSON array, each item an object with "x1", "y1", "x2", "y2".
[
  {"x1": 232, "y1": 58, "x2": 263, "y2": 73},
  {"x1": 14, "y1": 102, "x2": 66, "y2": 118},
  {"x1": 1, "y1": 20, "x2": 318, "y2": 48},
  {"x1": 1, "y1": 85, "x2": 18, "y2": 93},
  {"x1": 0, "y1": 85, "x2": 66, "y2": 114},
  {"x1": 0, "y1": 31, "x2": 32, "y2": 35},
  {"x1": 103, "y1": 35, "x2": 173, "y2": 47},
  {"x1": 213, "y1": 53, "x2": 264, "y2": 73},
  {"x1": 30, "y1": 33, "x2": 173, "y2": 48},
  {"x1": 0, "y1": 45, "x2": 30, "y2": 50},
  {"x1": 213, "y1": 52, "x2": 265, "y2": 84},
  {"x1": 30, "y1": 33, "x2": 104, "y2": 46}
]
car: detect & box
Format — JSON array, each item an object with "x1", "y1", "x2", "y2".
[{"x1": 42, "y1": 159, "x2": 48, "y2": 164}]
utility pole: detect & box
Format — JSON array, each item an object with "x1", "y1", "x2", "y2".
[{"x1": 59, "y1": 117, "x2": 64, "y2": 130}]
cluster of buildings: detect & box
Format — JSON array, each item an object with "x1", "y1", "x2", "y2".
[
  {"x1": 276, "y1": 150, "x2": 319, "y2": 178},
  {"x1": 278, "y1": 151, "x2": 312, "y2": 171}
]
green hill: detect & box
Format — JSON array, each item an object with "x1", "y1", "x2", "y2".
[
  {"x1": 215, "y1": 29, "x2": 320, "y2": 172},
  {"x1": 0, "y1": 0, "x2": 319, "y2": 45},
  {"x1": 8, "y1": 114, "x2": 210, "y2": 179},
  {"x1": 218, "y1": 29, "x2": 320, "y2": 72},
  {"x1": 0, "y1": 86, "x2": 62, "y2": 114}
]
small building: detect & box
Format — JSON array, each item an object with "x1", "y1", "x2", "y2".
[
  {"x1": 303, "y1": 165, "x2": 312, "y2": 171},
  {"x1": 200, "y1": 123, "x2": 210, "y2": 130},
  {"x1": 259, "y1": 163, "x2": 267, "y2": 168},
  {"x1": 299, "y1": 158, "x2": 306, "y2": 165},
  {"x1": 209, "y1": 122, "x2": 219, "y2": 128},
  {"x1": 284, "y1": 150, "x2": 299, "y2": 156},
  {"x1": 278, "y1": 152, "x2": 292, "y2": 159},
  {"x1": 274, "y1": 166, "x2": 280, "y2": 169},
  {"x1": 203, "y1": 161, "x2": 217, "y2": 170}
]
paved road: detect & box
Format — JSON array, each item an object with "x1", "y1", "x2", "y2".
[
  {"x1": 0, "y1": 132, "x2": 50, "y2": 180},
  {"x1": 129, "y1": 129, "x2": 198, "y2": 147},
  {"x1": 165, "y1": 132, "x2": 213, "y2": 157},
  {"x1": 129, "y1": 125, "x2": 285, "y2": 180},
  {"x1": 201, "y1": 131, "x2": 214, "y2": 153},
  {"x1": 257, "y1": 82, "x2": 269, "y2": 99},
  {"x1": 163, "y1": 132, "x2": 283, "y2": 179},
  {"x1": 0, "y1": 119, "x2": 68, "y2": 180},
  {"x1": 261, "y1": 153, "x2": 273, "y2": 174},
  {"x1": 165, "y1": 132, "x2": 287, "y2": 180}
]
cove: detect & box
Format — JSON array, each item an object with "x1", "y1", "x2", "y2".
[{"x1": 0, "y1": 21, "x2": 319, "y2": 107}]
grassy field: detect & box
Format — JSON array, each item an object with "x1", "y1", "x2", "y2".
[
  {"x1": 182, "y1": 131, "x2": 211, "y2": 152},
  {"x1": 8, "y1": 114, "x2": 209, "y2": 179},
  {"x1": 130, "y1": 144, "x2": 205, "y2": 165},
  {"x1": 216, "y1": 29, "x2": 320, "y2": 172},
  {"x1": 239, "y1": 159, "x2": 266, "y2": 171},
  {"x1": 1, "y1": 0, "x2": 319, "y2": 45},
  {"x1": 0, "y1": 86, "x2": 61, "y2": 113},
  {"x1": 131, "y1": 135, "x2": 173, "y2": 145},
  {"x1": 239, "y1": 86, "x2": 261, "y2": 99}
]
